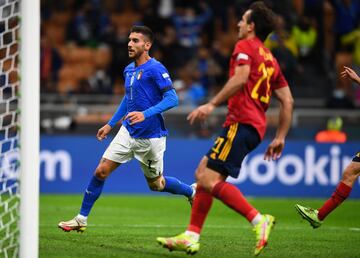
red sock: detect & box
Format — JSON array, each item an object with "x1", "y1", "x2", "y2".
[
  {"x1": 187, "y1": 185, "x2": 213, "y2": 234},
  {"x1": 318, "y1": 182, "x2": 352, "y2": 220},
  {"x1": 212, "y1": 181, "x2": 258, "y2": 222}
]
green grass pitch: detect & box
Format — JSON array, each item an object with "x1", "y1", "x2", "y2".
[{"x1": 40, "y1": 195, "x2": 360, "y2": 258}]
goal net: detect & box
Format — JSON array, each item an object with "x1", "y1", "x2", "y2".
[
  {"x1": 1, "y1": 0, "x2": 39, "y2": 257},
  {"x1": 0, "y1": 0, "x2": 21, "y2": 257}
]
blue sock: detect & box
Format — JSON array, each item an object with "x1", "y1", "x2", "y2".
[
  {"x1": 79, "y1": 176, "x2": 105, "y2": 216},
  {"x1": 162, "y1": 176, "x2": 193, "y2": 197}
]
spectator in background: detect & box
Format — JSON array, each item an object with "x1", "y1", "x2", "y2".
[
  {"x1": 341, "y1": 24, "x2": 360, "y2": 104},
  {"x1": 331, "y1": 0, "x2": 360, "y2": 50},
  {"x1": 292, "y1": 0, "x2": 331, "y2": 59},
  {"x1": 341, "y1": 24, "x2": 360, "y2": 68},
  {"x1": 315, "y1": 116, "x2": 347, "y2": 143},
  {"x1": 211, "y1": 38, "x2": 232, "y2": 87},
  {"x1": 291, "y1": 16, "x2": 317, "y2": 61},
  {"x1": 265, "y1": 15, "x2": 298, "y2": 85},
  {"x1": 171, "y1": 2, "x2": 212, "y2": 66},
  {"x1": 326, "y1": 87, "x2": 356, "y2": 108},
  {"x1": 157, "y1": 25, "x2": 182, "y2": 75},
  {"x1": 87, "y1": 45, "x2": 113, "y2": 94},
  {"x1": 174, "y1": 78, "x2": 207, "y2": 107},
  {"x1": 207, "y1": 0, "x2": 233, "y2": 32},
  {"x1": 106, "y1": 25, "x2": 130, "y2": 82},
  {"x1": 331, "y1": 0, "x2": 360, "y2": 100},
  {"x1": 184, "y1": 46, "x2": 222, "y2": 97},
  {"x1": 141, "y1": 0, "x2": 173, "y2": 33},
  {"x1": 67, "y1": 1, "x2": 111, "y2": 47},
  {"x1": 40, "y1": 35, "x2": 63, "y2": 92}
]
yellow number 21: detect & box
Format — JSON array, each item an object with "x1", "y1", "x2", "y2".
[{"x1": 251, "y1": 62, "x2": 274, "y2": 104}]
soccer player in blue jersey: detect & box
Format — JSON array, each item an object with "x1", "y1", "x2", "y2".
[{"x1": 58, "y1": 25, "x2": 196, "y2": 232}]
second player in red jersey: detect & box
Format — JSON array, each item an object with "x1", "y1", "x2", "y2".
[
  {"x1": 156, "y1": 1, "x2": 294, "y2": 256},
  {"x1": 296, "y1": 66, "x2": 360, "y2": 229},
  {"x1": 225, "y1": 38, "x2": 288, "y2": 138}
]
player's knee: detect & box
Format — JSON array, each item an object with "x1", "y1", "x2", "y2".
[
  {"x1": 342, "y1": 166, "x2": 359, "y2": 185},
  {"x1": 195, "y1": 157, "x2": 208, "y2": 181},
  {"x1": 195, "y1": 166, "x2": 206, "y2": 182},
  {"x1": 94, "y1": 166, "x2": 110, "y2": 180},
  {"x1": 195, "y1": 173, "x2": 212, "y2": 192},
  {"x1": 148, "y1": 177, "x2": 165, "y2": 191},
  {"x1": 148, "y1": 182, "x2": 164, "y2": 191},
  {"x1": 196, "y1": 167, "x2": 224, "y2": 192}
]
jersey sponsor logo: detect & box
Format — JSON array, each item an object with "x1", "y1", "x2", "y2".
[
  {"x1": 236, "y1": 53, "x2": 249, "y2": 61},
  {"x1": 162, "y1": 73, "x2": 169, "y2": 78}
]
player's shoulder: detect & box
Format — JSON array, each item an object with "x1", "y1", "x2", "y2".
[
  {"x1": 145, "y1": 59, "x2": 170, "y2": 79},
  {"x1": 124, "y1": 62, "x2": 135, "y2": 72},
  {"x1": 123, "y1": 62, "x2": 135, "y2": 77},
  {"x1": 234, "y1": 38, "x2": 252, "y2": 50},
  {"x1": 147, "y1": 58, "x2": 167, "y2": 71},
  {"x1": 233, "y1": 38, "x2": 259, "y2": 56}
]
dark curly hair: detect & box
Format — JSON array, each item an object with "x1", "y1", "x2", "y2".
[{"x1": 247, "y1": 1, "x2": 276, "y2": 41}]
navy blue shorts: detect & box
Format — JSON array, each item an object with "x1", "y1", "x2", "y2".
[
  {"x1": 206, "y1": 123, "x2": 260, "y2": 178},
  {"x1": 353, "y1": 151, "x2": 360, "y2": 162}
]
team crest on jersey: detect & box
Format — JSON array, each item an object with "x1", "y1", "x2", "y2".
[{"x1": 137, "y1": 70, "x2": 143, "y2": 80}]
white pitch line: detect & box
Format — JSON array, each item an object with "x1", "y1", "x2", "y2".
[{"x1": 46, "y1": 223, "x2": 360, "y2": 231}]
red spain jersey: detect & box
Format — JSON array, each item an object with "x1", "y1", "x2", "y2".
[{"x1": 224, "y1": 37, "x2": 288, "y2": 139}]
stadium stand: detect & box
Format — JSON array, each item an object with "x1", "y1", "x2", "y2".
[{"x1": 39, "y1": 0, "x2": 360, "y2": 139}]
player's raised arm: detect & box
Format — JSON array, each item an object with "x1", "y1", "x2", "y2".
[
  {"x1": 264, "y1": 86, "x2": 293, "y2": 161},
  {"x1": 187, "y1": 65, "x2": 250, "y2": 125},
  {"x1": 341, "y1": 66, "x2": 360, "y2": 84}
]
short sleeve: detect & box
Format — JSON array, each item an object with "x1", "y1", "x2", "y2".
[
  {"x1": 233, "y1": 41, "x2": 252, "y2": 66},
  {"x1": 151, "y1": 64, "x2": 173, "y2": 92}
]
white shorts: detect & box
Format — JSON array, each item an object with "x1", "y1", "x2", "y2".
[{"x1": 103, "y1": 126, "x2": 166, "y2": 179}]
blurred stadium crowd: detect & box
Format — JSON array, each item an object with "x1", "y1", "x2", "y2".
[
  {"x1": 39, "y1": 0, "x2": 360, "y2": 140},
  {"x1": 41, "y1": 0, "x2": 360, "y2": 107}
]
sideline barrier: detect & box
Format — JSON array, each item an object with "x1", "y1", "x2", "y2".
[{"x1": 36, "y1": 136, "x2": 360, "y2": 197}]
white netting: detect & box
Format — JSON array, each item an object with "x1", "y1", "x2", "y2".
[{"x1": 0, "y1": 0, "x2": 20, "y2": 257}]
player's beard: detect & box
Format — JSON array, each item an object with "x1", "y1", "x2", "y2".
[{"x1": 129, "y1": 49, "x2": 144, "y2": 60}]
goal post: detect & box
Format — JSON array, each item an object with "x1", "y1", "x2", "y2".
[
  {"x1": 19, "y1": 0, "x2": 40, "y2": 257},
  {"x1": 0, "y1": 0, "x2": 35, "y2": 257}
]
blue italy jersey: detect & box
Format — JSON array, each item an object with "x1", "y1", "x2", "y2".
[{"x1": 122, "y1": 58, "x2": 173, "y2": 138}]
